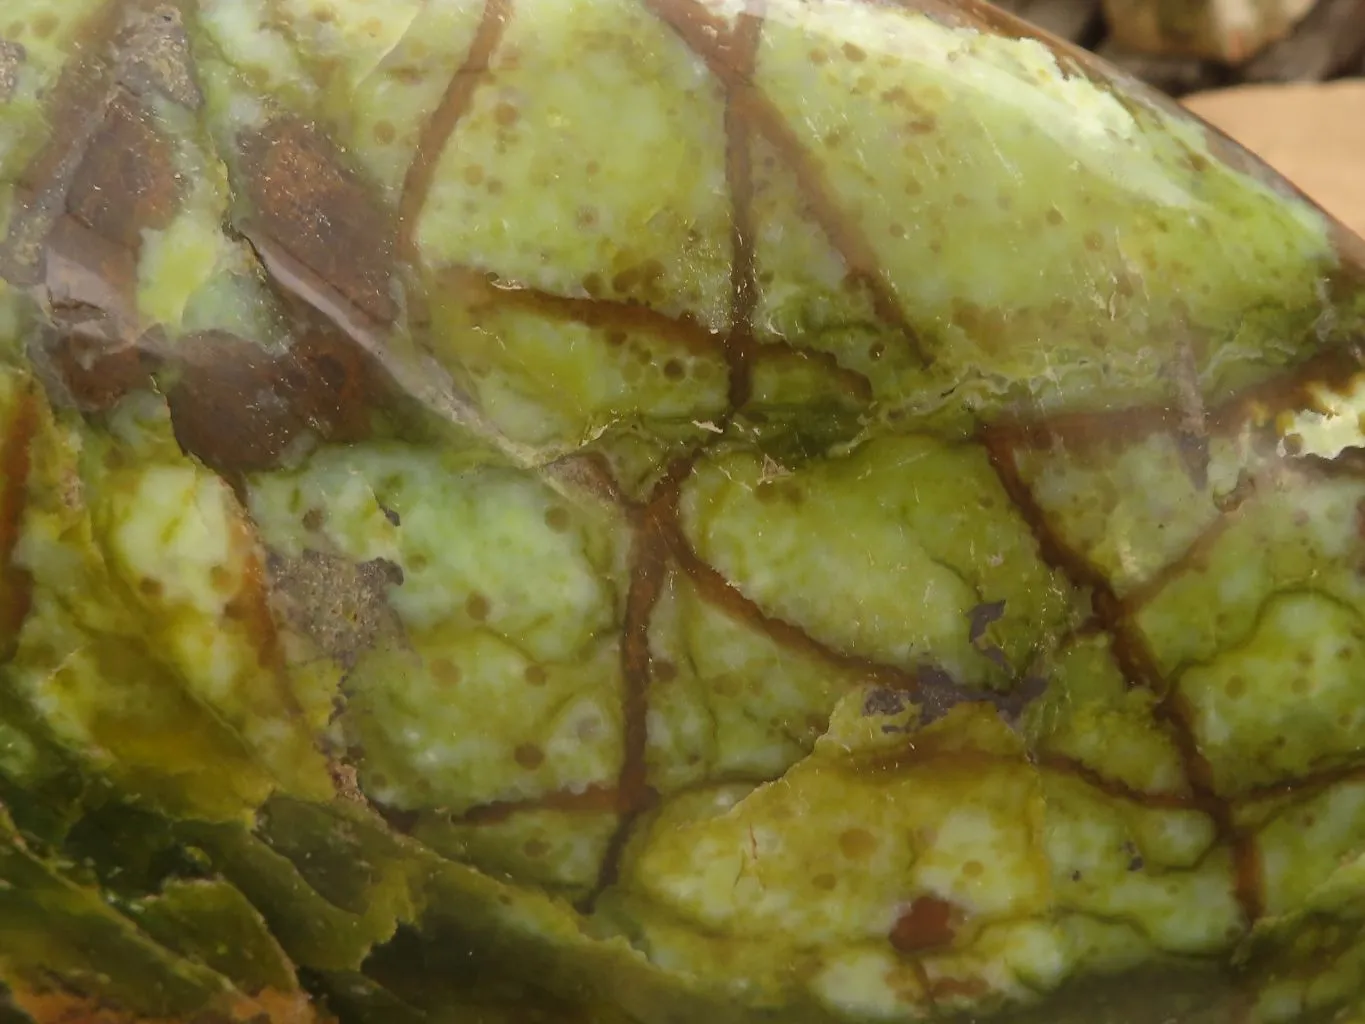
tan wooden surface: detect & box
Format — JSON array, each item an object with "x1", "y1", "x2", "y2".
[{"x1": 1183, "y1": 79, "x2": 1365, "y2": 238}]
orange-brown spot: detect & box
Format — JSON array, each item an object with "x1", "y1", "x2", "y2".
[
  {"x1": 962, "y1": 859, "x2": 984, "y2": 878},
  {"x1": 890, "y1": 895, "x2": 958, "y2": 953},
  {"x1": 514, "y1": 743, "x2": 545, "y2": 769},
  {"x1": 524, "y1": 664, "x2": 548, "y2": 686},
  {"x1": 812, "y1": 872, "x2": 837, "y2": 891},
  {"x1": 209, "y1": 565, "x2": 233, "y2": 590},
  {"x1": 466, "y1": 592, "x2": 491, "y2": 621},
  {"x1": 523, "y1": 837, "x2": 550, "y2": 858},
  {"x1": 373, "y1": 119, "x2": 397, "y2": 144},
  {"x1": 544, "y1": 506, "x2": 572, "y2": 532},
  {"x1": 838, "y1": 827, "x2": 877, "y2": 860},
  {"x1": 494, "y1": 101, "x2": 520, "y2": 127},
  {"x1": 432, "y1": 658, "x2": 462, "y2": 685},
  {"x1": 32, "y1": 12, "x2": 58, "y2": 38},
  {"x1": 842, "y1": 42, "x2": 867, "y2": 62},
  {"x1": 653, "y1": 659, "x2": 678, "y2": 683},
  {"x1": 1045, "y1": 207, "x2": 1064, "y2": 226},
  {"x1": 1083, "y1": 230, "x2": 1104, "y2": 252},
  {"x1": 464, "y1": 164, "x2": 485, "y2": 186}
]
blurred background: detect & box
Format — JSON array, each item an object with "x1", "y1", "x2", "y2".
[{"x1": 990, "y1": 0, "x2": 1365, "y2": 237}]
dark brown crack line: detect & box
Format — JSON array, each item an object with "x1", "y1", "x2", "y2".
[
  {"x1": 397, "y1": 0, "x2": 510, "y2": 260},
  {"x1": 981, "y1": 430, "x2": 1262, "y2": 924},
  {"x1": 659, "y1": 505, "x2": 929, "y2": 693},
  {"x1": 722, "y1": 1, "x2": 765, "y2": 409},
  {"x1": 1038, "y1": 754, "x2": 1199, "y2": 810},
  {"x1": 446, "y1": 267, "x2": 726, "y2": 358},
  {"x1": 446, "y1": 266, "x2": 875, "y2": 401},
  {"x1": 454, "y1": 784, "x2": 622, "y2": 826},
  {"x1": 582, "y1": 460, "x2": 695, "y2": 907},
  {"x1": 642, "y1": 0, "x2": 927, "y2": 367},
  {"x1": 1118, "y1": 470, "x2": 1260, "y2": 615},
  {"x1": 992, "y1": 344, "x2": 1365, "y2": 456},
  {"x1": 0, "y1": 382, "x2": 38, "y2": 661}
]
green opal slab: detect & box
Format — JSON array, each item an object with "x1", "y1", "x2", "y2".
[{"x1": 2, "y1": 0, "x2": 1365, "y2": 1021}]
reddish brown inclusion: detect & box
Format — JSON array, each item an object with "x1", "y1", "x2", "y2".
[{"x1": 890, "y1": 895, "x2": 958, "y2": 953}]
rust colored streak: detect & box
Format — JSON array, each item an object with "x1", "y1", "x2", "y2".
[
  {"x1": 398, "y1": 0, "x2": 511, "y2": 258},
  {"x1": 587, "y1": 466, "x2": 690, "y2": 901},
  {"x1": 738, "y1": 87, "x2": 923, "y2": 362},
  {"x1": 1233, "y1": 834, "x2": 1265, "y2": 923},
  {"x1": 618, "y1": 504, "x2": 672, "y2": 811},
  {"x1": 455, "y1": 784, "x2": 622, "y2": 826},
  {"x1": 752, "y1": 342, "x2": 875, "y2": 404},
  {"x1": 643, "y1": 0, "x2": 926, "y2": 365},
  {"x1": 1120, "y1": 506, "x2": 1242, "y2": 615},
  {"x1": 981, "y1": 430, "x2": 1162, "y2": 689},
  {"x1": 995, "y1": 344, "x2": 1365, "y2": 457},
  {"x1": 451, "y1": 268, "x2": 726, "y2": 357},
  {"x1": 662, "y1": 510, "x2": 923, "y2": 691},
  {"x1": 722, "y1": 2, "x2": 766, "y2": 409},
  {"x1": 890, "y1": 895, "x2": 958, "y2": 953},
  {"x1": 0, "y1": 385, "x2": 38, "y2": 658},
  {"x1": 226, "y1": 516, "x2": 290, "y2": 681},
  {"x1": 1036, "y1": 753, "x2": 1197, "y2": 810},
  {"x1": 982, "y1": 429, "x2": 1261, "y2": 922},
  {"x1": 987, "y1": 404, "x2": 1180, "y2": 453}
]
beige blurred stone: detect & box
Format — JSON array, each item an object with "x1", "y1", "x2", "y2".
[
  {"x1": 1102, "y1": 0, "x2": 1316, "y2": 62},
  {"x1": 1183, "y1": 79, "x2": 1365, "y2": 239}
]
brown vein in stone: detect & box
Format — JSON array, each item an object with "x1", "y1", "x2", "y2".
[
  {"x1": 445, "y1": 267, "x2": 726, "y2": 358},
  {"x1": 0, "y1": 383, "x2": 38, "y2": 661},
  {"x1": 643, "y1": 0, "x2": 927, "y2": 366},
  {"x1": 1037, "y1": 754, "x2": 1197, "y2": 810},
  {"x1": 397, "y1": 0, "x2": 510, "y2": 259},
  {"x1": 455, "y1": 784, "x2": 621, "y2": 826},
  {"x1": 583, "y1": 460, "x2": 693, "y2": 905},
  {"x1": 982, "y1": 429, "x2": 1263, "y2": 925},
  {"x1": 996, "y1": 344, "x2": 1365, "y2": 456},
  {"x1": 722, "y1": 2, "x2": 765, "y2": 408},
  {"x1": 660, "y1": 505, "x2": 927, "y2": 692},
  {"x1": 1118, "y1": 471, "x2": 1260, "y2": 615}
]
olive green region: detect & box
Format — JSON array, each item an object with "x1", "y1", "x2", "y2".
[{"x1": 2, "y1": 0, "x2": 1365, "y2": 1022}]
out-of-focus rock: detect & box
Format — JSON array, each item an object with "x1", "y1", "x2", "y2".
[{"x1": 1102, "y1": 0, "x2": 1317, "y2": 62}]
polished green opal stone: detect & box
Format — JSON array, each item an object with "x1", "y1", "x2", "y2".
[{"x1": 2, "y1": 1, "x2": 1365, "y2": 1022}]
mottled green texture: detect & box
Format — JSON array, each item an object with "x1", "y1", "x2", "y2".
[{"x1": 2, "y1": 0, "x2": 1365, "y2": 1022}]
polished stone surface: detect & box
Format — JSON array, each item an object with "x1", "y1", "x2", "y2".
[{"x1": 1, "y1": 1, "x2": 1365, "y2": 1022}]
